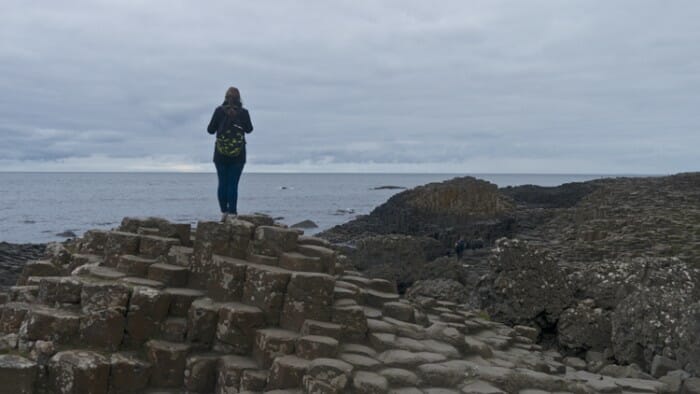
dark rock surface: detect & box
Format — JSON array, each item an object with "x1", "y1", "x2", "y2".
[
  {"x1": 0, "y1": 242, "x2": 46, "y2": 289},
  {"x1": 371, "y1": 185, "x2": 406, "y2": 190},
  {"x1": 320, "y1": 176, "x2": 516, "y2": 246},
  {"x1": 319, "y1": 172, "x2": 700, "y2": 376},
  {"x1": 290, "y1": 220, "x2": 318, "y2": 229},
  {"x1": 476, "y1": 238, "x2": 575, "y2": 329}
]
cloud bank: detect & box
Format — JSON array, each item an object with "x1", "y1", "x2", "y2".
[{"x1": 1, "y1": 0, "x2": 699, "y2": 173}]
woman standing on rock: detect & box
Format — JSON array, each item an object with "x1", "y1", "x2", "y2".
[{"x1": 207, "y1": 87, "x2": 253, "y2": 220}]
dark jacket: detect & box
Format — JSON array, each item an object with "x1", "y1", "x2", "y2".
[{"x1": 207, "y1": 105, "x2": 253, "y2": 164}]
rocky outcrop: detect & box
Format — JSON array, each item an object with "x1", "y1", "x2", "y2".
[
  {"x1": 320, "y1": 176, "x2": 516, "y2": 246},
  {"x1": 319, "y1": 177, "x2": 517, "y2": 292},
  {"x1": 0, "y1": 215, "x2": 683, "y2": 393},
  {"x1": 476, "y1": 239, "x2": 574, "y2": 329},
  {"x1": 319, "y1": 172, "x2": 700, "y2": 379}
]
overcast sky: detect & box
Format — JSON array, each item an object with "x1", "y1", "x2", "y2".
[{"x1": 1, "y1": 1, "x2": 698, "y2": 173}]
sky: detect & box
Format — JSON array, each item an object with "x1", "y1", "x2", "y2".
[{"x1": 1, "y1": 1, "x2": 699, "y2": 174}]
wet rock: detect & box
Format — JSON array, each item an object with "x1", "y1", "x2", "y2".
[{"x1": 291, "y1": 220, "x2": 318, "y2": 229}]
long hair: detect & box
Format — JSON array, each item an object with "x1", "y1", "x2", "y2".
[{"x1": 223, "y1": 86, "x2": 242, "y2": 116}]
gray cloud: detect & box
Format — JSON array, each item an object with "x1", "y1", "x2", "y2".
[{"x1": 1, "y1": 0, "x2": 699, "y2": 173}]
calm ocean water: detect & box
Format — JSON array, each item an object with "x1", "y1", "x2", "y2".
[{"x1": 0, "y1": 172, "x2": 617, "y2": 244}]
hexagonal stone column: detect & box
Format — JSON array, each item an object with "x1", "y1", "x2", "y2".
[
  {"x1": 48, "y1": 350, "x2": 110, "y2": 394},
  {"x1": 0, "y1": 355, "x2": 37, "y2": 394}
]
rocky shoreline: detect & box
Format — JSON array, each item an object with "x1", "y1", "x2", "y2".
[
  {"x1": 1, "y1": 214, "x2": 694, "y2": 393},
  {"x1": 0, "y1": 173, "x2": 698, "y2": 392},
  {"x1": 318, "y1": 172, "x2": 700, "y2": 383}
]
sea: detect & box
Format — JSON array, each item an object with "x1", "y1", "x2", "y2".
[{"x1": 0, "y1": 172, "x2": 623, "y2": 244}]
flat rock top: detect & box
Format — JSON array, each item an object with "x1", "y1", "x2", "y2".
[{"x1": 0, "y1": 354, "x2": 36, "y2": 368}]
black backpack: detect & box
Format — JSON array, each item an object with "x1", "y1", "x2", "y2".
[{"x1": 215, "y1": 112, "x2": 245, "y2": 157}]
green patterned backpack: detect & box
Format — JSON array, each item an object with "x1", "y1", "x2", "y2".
[{"x1": 215, "y1": 114, "x2": 245, "y2": 157}]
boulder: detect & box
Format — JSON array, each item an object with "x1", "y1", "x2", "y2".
[
  {"x1": 557, "y1": 301, "x2": 612, "y2": 352},
  {"x1": 612, "y1": 286, "x2": 695, "y2": 370},
  {"x1": 476, "y1": 239, "x2": 574, "y2": 328}
]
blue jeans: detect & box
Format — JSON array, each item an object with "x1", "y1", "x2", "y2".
[{"x1": 215, "y1": 161, "x2": 245, "y2": 214}]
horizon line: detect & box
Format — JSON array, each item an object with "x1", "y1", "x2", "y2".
[{"x1": 0, "y1": 170, "x2": 667, "y2": 176}]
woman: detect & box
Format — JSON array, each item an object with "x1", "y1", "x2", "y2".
[{"x1": 207, "y1": 87, "x2": 253, "y2": 220}]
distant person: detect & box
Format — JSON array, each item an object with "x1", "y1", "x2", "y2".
[
  {"x1": 454, "y1": 237, "x2": 466, "y2": 259},
  {"x1": 207, "y1": 87, "x2": 253, "y2": 220}
]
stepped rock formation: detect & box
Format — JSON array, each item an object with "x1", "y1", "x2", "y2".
[
  {"x1": 0, "y1": 215, "x2": 691, "y2": 393},
  {"x1": 318, "y1": 174, "x2": 700, "y2": 379}
]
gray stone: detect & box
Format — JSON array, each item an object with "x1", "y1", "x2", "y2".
[
  {"x1": 109, "y1": 352, "x2": 152, "y2": 393},
  {"x1": 48, "y1": 350, "x2": 110, "y2": 394},
  {"x1": 267, "y1": 355, "x2": 309, "y2": 390},
  {"x1": 146, "y1": 340, "x2": 191, "y2": 388},
  {"x1": 215, "y1": 302, "x2": 265, "y2": 354},
  {"x1": 651, "y1": 355, "x2": 680, "y2": 379},
  {"x1": 352, "y1": 371, "x2": 388, "y2": 394},
  {"x1": 0, "y1": 355, "x2": 37, "y2": 394},
  {"x1": 303, "y1": 358, "x2": 353, "y2": 394}
]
